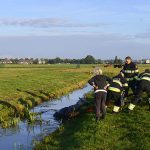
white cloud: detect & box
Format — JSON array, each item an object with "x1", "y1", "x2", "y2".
[{"x1": 0, "y1": 18, "x2": 110, "y2": 28}]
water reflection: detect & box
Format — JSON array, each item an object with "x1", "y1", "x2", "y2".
[{"x1": 0, "y1": 84, "x2": 92, "y2": 150}]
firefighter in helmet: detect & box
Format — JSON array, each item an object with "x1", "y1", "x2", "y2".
[
  {"x1": 128, "y1": 69, "x2": 150, "y2": 111},
  {"x1": 121, "y1": 56, "x2": 139, "y2": 97},
  {"x1": 106, "y1": 72, "x2": 128, "y2": 113}
]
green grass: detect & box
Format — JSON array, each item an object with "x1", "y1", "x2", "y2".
[
  {"x1": 0, "y1": 63, "x2": 126, "y2": 101},
  {"x1": 0, "y1": 64, "x2": 92, "y2": 100},
  {"x1": 0, "y1": 64, "x2": 149, "y2": 127},
  {"x1": 35, "y1": 93, "x2": 150, "y2": 150},
  {"x1": 34, "y1": 64, "x2": 150, "y2": 150},
  {"x1": 0, "y1": 64, "x2": 92, "y2": 126}
]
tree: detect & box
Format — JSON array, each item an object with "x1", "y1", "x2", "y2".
[
  {"x1": 84, "y1": 55, "x2": 96, "y2": 64},
  {"x1": 96, "y1": 59, "x2": 103, "y2": 64},
  {"x1": 114, "y1": 56, "x2": 119, "y2": 64},
  {"x1": 114, "y1": 56, "x2": 122, "y2": 64},
  {"x1": 54, "y1": 57, "x2": 62, "y2": 63},
  {"x1": 33, "y1": 58, "x2": 39, "y2": 64}
]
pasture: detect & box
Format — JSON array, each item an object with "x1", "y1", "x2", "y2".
[
  {"x1": 0, "y1": 64, "x2": 91, "y2": 127},
  {"x1": 0, "y1": 64, "x2": 149, "y2": 149},
  {"x1": 0, "y1": 64, "x2": 148, "y2": 121},
  {"x1": 33, "y1": 64, "x2": 150, "y2": 150}
]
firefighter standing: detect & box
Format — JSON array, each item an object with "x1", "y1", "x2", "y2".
[
  {"x1": 106, "y1": 72, "x2": 128, "y2": 113},
  {"x1": 128, "y1": 69, "x2": 150, "y2": 111},
  {"x1": 121, "y1": 56, "x2": 139, "y2": 97},
  {"x1": 88, "y1": 68, "x2": 112, "y2": 121}
]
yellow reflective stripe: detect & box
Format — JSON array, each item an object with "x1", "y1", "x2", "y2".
[
  {"x1": 135, "y1": 69, "x2": 139, "y2": 73},
  {"x1": 124, "y1": 70, "x2": 138, "y2": 73},
  {"x1": 124, "y1": 70, "x2": 132, "y2": 73},
  {"x1": 123, "y1": 83, "x2": 128, "y2": 87},
  {"x1": 126, "y1": 78, "x2": 134, "y2": 81},
  {"x1": 141, "y1": 77, "x2": 150, "y2": 81},
  {"x1": 120, "y1": 72, "x2": 124, "y2": 77},
  {"x1": 113, "y1": 80, "x2": 122, "y2": 87},
  {"x1": 142, "y1": 73, "x2": 150, "y2": 76},
  {"x1": 108, "y1": 87, "x2": 121, "y2": 92},
  {"x1": 140, "y1": 73, "x2": 150, "y2": 78}
]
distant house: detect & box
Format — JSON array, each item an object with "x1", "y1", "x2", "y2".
[
  {"x1": 18, "y1": 58, "x2": 33, "y2": 64},
  {"x1": 0, "y1": 59, "x2": 5, "y2": 64},
  {"x1": 0, "y1": 58, "x2": 13, "y2": 64},
  {"x1": 145, "y1": 59, "x2": 150, "y2": 64},
  {"x1": 18, "y1": 59, "x2": 28, "y2": 64},
  {"x1": 38, "y1": 59, "x2": 46, "y2": 64}
]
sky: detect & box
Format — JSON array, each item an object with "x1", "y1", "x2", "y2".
[{"x1": 0, "y1": 0, "x2": 150, "y2": 59}]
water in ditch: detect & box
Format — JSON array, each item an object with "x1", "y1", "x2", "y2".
[{"x1": 0, "y1": 84, "x2": 92, "y2": 150}]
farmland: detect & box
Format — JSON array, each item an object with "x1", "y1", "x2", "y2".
[
  {"x1": 0, "y1": 64, "x2": 91, "y2": 127},
  {"x1": 35, "y1": 92, "x2": 150, "y2": 150},
  {"x1": 0, "y1": 64, "x2": 148, "y2": 124},
  {"x1": 33, "y1": 64, "x2": 149, "y2": 150},
  {"x1": 0, "y1": 64, "x2": 149, "y2": 149}
]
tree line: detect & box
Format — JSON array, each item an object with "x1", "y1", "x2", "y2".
[
  {"x1": 3, "y1": 55, "x2": 146, "y2": 65},
  {"x1": 0, "y1": 55, "x2": 105, "y2": 64}
]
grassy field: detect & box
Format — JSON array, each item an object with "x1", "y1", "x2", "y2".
[
  {"x1": 34, "y1": 64, "x2": 150, "y2": 150},
  {"x1": 0, "y1": 64, "x2": 148, "y2": 128},
  {"x1": 0, "y1": 64, "x2": 90, "y2": 101},
  {"x1": 0, "y1": 64, "x2": 92, "y2": 127},
  {"x1": 35, "y1": 93, "x2": 150, "y2": 150}
]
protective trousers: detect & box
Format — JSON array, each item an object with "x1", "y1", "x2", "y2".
[
  {"x1": 107, "y1": 91, "x2": 122, "y2": 106},
  {"x1": 95, "y1": 92, "x2": 107, "y2": 119},
  {"x1": 133, "y1": 80, "x2": 150, "y2": 104},
  {"x1": 125, "y1": 80, "x2": 137, "y2": 97}
]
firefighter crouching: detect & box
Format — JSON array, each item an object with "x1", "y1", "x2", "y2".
[
  {"x1": 121, "y1": 56, "x2": 139, "y2": 97},
  {"x1": 88, "y1": 68, "x2": 112, "y2": 121},
  {"x1": 128, "y1": 69, "x2": 150, "y2": 111},
  {"x1": 106, "y1": 72, "x2": 128, "y2": 113}
]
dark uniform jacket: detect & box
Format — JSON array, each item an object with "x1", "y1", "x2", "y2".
[
  {"x1": 108, "y1": 74, "x2": 128, "y2": 93},
  {"x1": 138, "y1": 72, "x2": 150, "y2": 82},
  {"x1": 121, "y1": 62, "x2": 139, "y2": 81},
  {"x1": 88, "y1": 75, "x2": 112, "y2": 93},
  {"x1": 135, "y1": 71, "x2": 150, "y2": 99}
]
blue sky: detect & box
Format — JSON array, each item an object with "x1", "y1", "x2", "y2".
[{"x1": 0, "y1": 0, "x2": 150, "y2": 59}]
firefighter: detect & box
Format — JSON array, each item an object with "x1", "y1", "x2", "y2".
[
  {"x1": 121, "y1": 56, "x2": 139, "y2": 97},
  {"x1": 106, "y1": 72, "x2": 128, "y2": 113},
  {"x1": 88, "y1": 68, "x2": 112, "y2": 121},
  {"x1": 128, "y1": 69, "x2": 150, "y2": 111}
]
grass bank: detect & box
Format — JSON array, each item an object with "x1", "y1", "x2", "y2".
[
  {"x1": 0, "y1": 64, "x2": 91, "y2": 127},
  {"x1": 34, "y1": 64, "x2": 150, "y2": 150},
  {"x1": 35, "y1": 92, "x2": 150, "y2": 150},
  {"x1": 0, "y1": 64, "x2": 148, "y2": 128}
]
